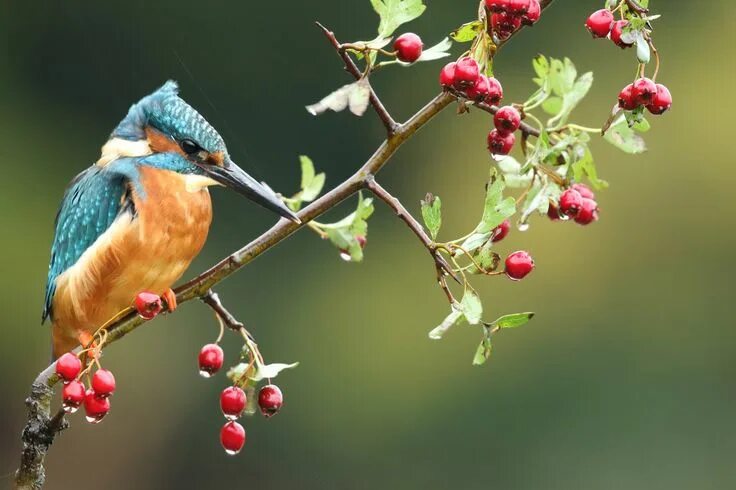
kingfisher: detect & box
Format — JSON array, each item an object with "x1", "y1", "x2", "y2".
[{"x1": 43, "y1": 81, "x2": 299, "y2": 359}]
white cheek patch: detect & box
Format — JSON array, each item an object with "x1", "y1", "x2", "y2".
[
  {"x1": 97, "y1": 138, "x2": 152, "y2": 166},
  {"x1": 183, "y1": 174, "x2": 220, "y2": 193}
]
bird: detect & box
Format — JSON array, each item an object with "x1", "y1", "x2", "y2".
[{"x1": 43, "y1": 81, "x2": 299, "y2": 359}]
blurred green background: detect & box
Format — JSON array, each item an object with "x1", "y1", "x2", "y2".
[{"x1": 2, "y1": 1, "x2": 735, "y2": 488}]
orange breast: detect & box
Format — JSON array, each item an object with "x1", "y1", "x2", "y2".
[{"x1": 52, "y1": 167, "x2": 213, "y2": 353}]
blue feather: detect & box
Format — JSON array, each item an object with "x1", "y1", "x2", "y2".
[{"x1": 42, "y1": 159, "x2": 140, "y2": 323}]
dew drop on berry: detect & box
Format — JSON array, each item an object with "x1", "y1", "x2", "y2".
[
  {"x1": 85, "y1": 414, "x2": 106, "y2": 424},
  {"x1": 517, "y1": 222, "x2": 530, "y2": 232},
  {"x1": 62, "y1": 403, "x2": 79, "y2": 414},
  {"x1": 199, "y1": 369, "x2": 214, "y2": 379},
  {"x1": 339, "y1": 251, "x2": 352, "y2": 262},
  {"x1": 224, "y1": 448, "x2": 241, "y2": 456}
]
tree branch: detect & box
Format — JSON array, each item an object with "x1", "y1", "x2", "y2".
[{"x1": 16, "y1": 2, "x2": 558, "y2": 485}]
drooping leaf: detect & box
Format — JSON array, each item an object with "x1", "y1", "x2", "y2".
[
  {"x1": 450, "y1": 20, "x2": 483, "y2": 43},
  {"x1": 472, "y1": 336, "x2": 493, "y2": 366},
  {"x1": 635, "y1": 31, "x2": 651, "y2": 63},
  {"x1": 493, "y1": 312, "x2": 534, "y2": 329},
  {"x1": 475, "y1": 175, "x2": 516, "y2": 234},
  {"x1": 420, "y1": 193, "x2": 442, "y2": 240},
  {"x1": 415, "y1": 37, "x2": 452, "y2": 62},
  {"x1": 371, "y1": 0, "x2": 426, "y2": 38},
  {"x1": 571, "y1": 146, "x2": 608, "y2": 189},
  {"x1": 604, "y1": 119, "x2": 647, "y2": 154},
  {"x1": 459, "y1": 290, "x2": 483, "y2": 325},
  {"x1": 541, "y1": 96, "x2": 563, "y2": 116},
  {"x1": 429, "y1": 307, "x2": 463, "y2": 340},
  {"x1": 306, "y1": 79, "x2": 372, "y2": 117},
  {"x1": 250, "y1": 362, "x2": 300, "y2": 382}
]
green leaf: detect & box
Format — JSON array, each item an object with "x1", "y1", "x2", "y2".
[
  {"x1": 299, "y1": 155, "x2": 326, "y2": 202},
  {"x1": 306, "y1": 79, "x2": 372, "y2": 117},
  {"x1": 250, "y1": 361, "x2": 299, "y2": 382},
  {"x1": 497, "y1": 156, "x2": 533, "y2": 189},
  {"x1": 323, "y1": 193, "x2": 375, "y2": 262},
  {"x1": 475, "y1": 175, "x2": 516, "y2": 234},
  {"x1": 604, "y1": 119, "x2": 647, "y2": 154},
  {"x1": 461, "y1": 232, "x2": 492, "y2": 253},
  {"x1": 416, "y1": 37, "x2": 452, "y2": 62},
  {"x1": 541, "y1": 96, "x2": 563, "y2": 116},
  {"x1": 472, "y1": 336, "x2": 493, "y2": 366},
  {"x1": 635, "y1": 31, "x2": 651, "y2": 64},
  {"x1": 371, "y1": 0, "x2": 426, "y2": 38},
  {"x1": 450, "y1": 20, "x2": 483, "y2": 43},
  {"x1": 548, "y1": 71, "x2": 593, "y2": 128},
  {"x1": 469, "y1": 241, "x2": 500, "y2": 275},
  {"x1": 493, "y1": 312, "x2": 534, "y2": 329},
  {"x1": 459, "y1": 290, "x2": 483, "y2": 325},
  {"x1": 571, "y1": 146, "x2": 608, "y2": 189},
  {"x1": 420, "y1": 194, "x2": 442, "y2": 240},
  {"x1": 429, "y1": 307, "x2": 463, "y2": 340},
  {"x1": 532, "y1": 54, "x2": 550, "y2": 83}
]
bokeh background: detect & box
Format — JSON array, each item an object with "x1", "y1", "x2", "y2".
[{"x1": 2, "y1": 1, "x2": 735, "y2": 488}]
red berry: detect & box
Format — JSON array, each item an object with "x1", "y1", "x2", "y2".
[
  {"x1": 521, "y1": 0, "x2": 541, "y2": 25},
  {"x1": 574, "y1": 198, "x2": 599, "y2": 225},
  {"x1": 492, "y1": 220, "x2": 511, "y2": 243},
  {"x1": 507, "y1": 0, "x2": 531, "y2": 15},
  {"x1": 632, "y1": 77, "x2": 657, "y2": 105},
  {"x1": 466, "y1": 75, "x2": 491, "y2": 102},
  {"x1": 198, "y1": 344, "x2": 224, "y2": 378},
  {"x1": 610, "y1": 20, "x2": 632, "y2": 48},
  {"x1": 547, "y1": 203, "x2": 561, "y2": 221},
  {"x1": 55, "y1": 352, "x2": 81, "y2": 383},
  {"x1": 134, "y1": 291, "x2": 162, "y2": 320},
  {"x1": 487, "y1": 129, "x2": 515, "y2": 155},
  {"x1": 220, "y1": 421, "x2": 246, "y2": 455},
  {"x1": 492, "y1": 12, "x2": 522, "y2": 33},
  {"x1": 486, "y1": 77, "x2": 504, "y2": 104},
  {"x1": 618, "y1": 83, "x2": 639, "y2": 110},
  {"x1": 485, "y1": 0, "x2": 509, "y2": 13},
  {"x1": 356, "y1": 235, "x2": 367, "y2": 249},
  {"x1": 84, "y1": 389, "x2": 110, "y2": 424},
  {"x1": 559, "y1": 189, "x2": 583, "y2": 217},
  {"x1": 571, "y1": 183, "x2": 595, "y2": 200},
  {"x1": 453, "y1": 57, "x2": 480, "y2": 89},
  {"x1": 393, "y1": 33, "x2": 423, "y2": 63},
  {"x1": 258, "y1": 384, "x2": 284, "y2": 418},
  {"x1": 439, "y1": 62, "x2": 456, "y2": 88},
  {"x1": 646, "y1": 84, "x2": 672, "y2": 115},
  {"x1": 585, "y1": 9, "x2": 614, "y2": 38},
  {"x1": 494, "y1": 106, "x2": 521, "y2": 133},
  {"x1": 91, "y1": 369, "x2": 116, "y2": 398},
  {"x1": 62, "y1": 380, "x2": 86, "y2": 413},
  {"x1": 505, "y1": 251, "x2": 535, "y2": 281},
  {"x1": 220, "y1": 386, "x2": 247, "y2": 420}
]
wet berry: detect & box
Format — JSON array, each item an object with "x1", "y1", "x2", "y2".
[
  {"x1": 466, "y1": 75, "x2": 491, "y2": 102},
  {"x1": 91, "y1": 369, "x2": 116, "y2": 398},
  {"x1": 258, "y1": 384, "x2": 284, "y2": 418},
  {"x1": 646, "y1": 84, "x2": 672, "y2": 115},
  {"x1": 507, "y1": 0, "x2": 531, "y2": 15},
  {"x1": 487, "y1": 129, "x2": 515, "y2": 155},
  {"x1": 394, "y1": 33, "x2": 423, "y2": 63},
  {"x1": 453, "y1": 57, "x2": 480, "y2": 89},
  {"x1": 485, "y1": 0, "x2": 509, "y2": 13},
  {"x1": 521, "y1": 0, "x2": 541, "y2": 25},
  {"x1": 62, "y1": 380, "x2": 86, "y2": 413},
  {"x1": 610, "y1": 20, "x2": 632, "y2": 48},
  {"x1": 84, "y1": 389, "x2": 110, "y2": 424},
  {"x1": 618, "y1": 84, "x2": 639, "y2": 110},
  {"x1": 571, "y1": 183, "x2": 595, "y2": 200},
  {"x1": 494, "y1": 106, "x2": 521, "y2": 133},
  {"x1": 486, "y1": 77, "x2": 504, "y2": 104},
  {"x1": 575, "y1": 198, "x2": 599, "y2": 225},
  {"x1": 220, "y1": 386, "x2": 247, "y2": 420},
  {"x1": 632, "y1": 77, "x2": 657, "y2": 105},
  {"x1": 439, "y1": 62, "x2": 456, "y2": 88},
  {"x1": 492, "y1": 12, "x2": 522, "y2": 34},
  {"x1": 55, "y1": 352, "x2": 81, "y2": 383},
  {"x1": 220, "y1": 421, "x2": 246, "y2": 455},
  {"x1": 492, "y1": 220, "x2": 511, "y2": 243},
  {"x1": 547, "y1": 203, "x2": 561, "y2": 221},
  {"x1": 559, "y1": 189, "x2": 583, "y2": 217},
  {"x1": 134, "y1": 291, "x2": 162, "y2": 320},
  {"x1": 505, "y1": 251, "x2": 535, "y2": 281},
  {"x1": 585, "y1": 9, "x2": 614, "y2": 38},
  {"x1": 198, "y1": 343, "x2": 224, "y2": 378}
]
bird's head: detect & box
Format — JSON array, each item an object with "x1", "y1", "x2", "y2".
[{"x1": 100, "y1": 81, "x2": 299, "y2": 223}]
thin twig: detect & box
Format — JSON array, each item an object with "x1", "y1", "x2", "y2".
[{"x1": 201, "y1": 290, "x2": 244, "y2": 331}]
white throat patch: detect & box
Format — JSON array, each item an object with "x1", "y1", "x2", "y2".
[{"x1": 97, "y1": 138, "x2": 152, "y2": 166}]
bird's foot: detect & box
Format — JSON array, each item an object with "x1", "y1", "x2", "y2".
[
  {"x1": 78, "y1": 331, "x2": 100, "y2": 359},
  {"x1": 162, "y1": 288, "x2": 178, "y2": 313}
]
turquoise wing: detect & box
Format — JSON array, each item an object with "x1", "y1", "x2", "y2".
[{"x1": 42, "y1": 165, "x2": 134, "y2": 323}]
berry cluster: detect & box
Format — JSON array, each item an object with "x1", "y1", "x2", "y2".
[
  {"x1": 197, "y1": 343, "x2": 284, "y2": 455},
  {"x1": 486, "y1": 0, "x2": 541, "y2": 40},
  {"x1": 56, "y1": 352, "x2": 116, "y2": 424},
  {"x1": 548, "y1": 183, "x2": 599, "y2": 226},
  {"x1": 585, "y1": 7, "x2": 672, "y2": 116}
]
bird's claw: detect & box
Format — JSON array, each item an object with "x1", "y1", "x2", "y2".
[{"x1": 161, "y1": 288, "x2": 178, "y2": 313}]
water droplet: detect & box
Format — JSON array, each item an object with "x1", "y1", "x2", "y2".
[
  {"x1": 339, "y1": 251, "x2": 352, "y2": 262},
  {"x1": 62, "y1": 404, "x2": 79, "y2": 414},
  {"x1": 224, "y1": 414, "x2": 240, "y2": 422},
  {"x1": 491, "y1": 154, "x2": 506, "y2": 162},
  {"x1": 199, "y1": 370, "x2": 213, "y2": 379},
  {"x1": 559, "y1": 214, "x2": 570, "y2": 222},
  {"x1": 225, "y1": 449, "x2": 241, "y2": 456},
  {"x1": 85, "y1": 414, "x2": 106, "y2": 424},
  {"x1": 517, "y1": 222, "x2": 530, "y2": 232}
]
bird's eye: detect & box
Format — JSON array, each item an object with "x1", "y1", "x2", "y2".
[{"x1": 179, "y1": 139, "x2": 201, "y2": 155}]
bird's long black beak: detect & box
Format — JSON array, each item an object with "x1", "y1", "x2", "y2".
[{"x1": 204, "y1": 159, "x2": 300, "y2": 223}]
